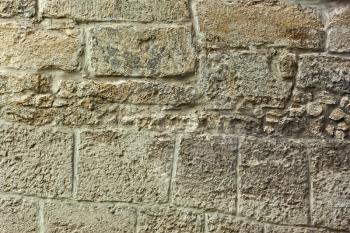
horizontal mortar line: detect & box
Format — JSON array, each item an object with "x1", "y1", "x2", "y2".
[
  {"x1": 75, "y1": 20, "x2": 193, "y2": 28},
  {"x1": 0, "y1": 191, "x2": 344, "y2": 233}
]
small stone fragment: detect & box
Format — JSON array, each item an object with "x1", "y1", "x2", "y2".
[
  {"x1": 329, "y1": 108, "x2": 346, "y2": 121},
  {"x1": 325, "y1": 124, "x2": 335, "y2": 136},
  {"x1": 306, "y1": 102, "x2": 323, "y2": 117}
]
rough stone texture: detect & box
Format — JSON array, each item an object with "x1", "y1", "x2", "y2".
[
  {"x1": 309, "y1": 141, "x2": 350, "y2": 231},
  {"x1": 0, "y1": 0, "x2": 35, "y2": 17},
  {"x1": 206, "y1": 213, "x2": 263, "y2": 233},
  {"x1": 45, "y1": 202, "x2": 136, "y2": 233},
  {"x1": 197, "y1": 0, "x2": 325, "y2": 49},
  {"x1": 172, "y1": 134, "x2": 238, "y2": 213},
  {"x1": 137, "y1": 207, "x2": 202, "y2": 233},
  {"x1": 239, "y1": 137, "x2": 309, "y2": 225},
  {"x1": 0, "y1": 124, "x2": 72, "y2": 197},
  {"x1": 0, "y1": 22, "x2": 81, "y2": 71},
  {"x1": 0, "y1": 197, "x2": 38, "y2": 233},
  {"x1": 39, "y1": 0, "x2": 189, "y2": 22},
  {"x1": 199, "y1": 52, "x2": 293, "y2": 110},
  {"x1": 87, "y1": 25, "x2": 195, "y2": 77},
  {"x1": 0, "y1": 0, "x2": 349, "y2": 232},
  {"x1": 77, "y1": 130, "x2": 174, "y2": 203}
]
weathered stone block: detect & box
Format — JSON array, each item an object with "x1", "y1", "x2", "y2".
[
  {"x1": 329, "y1": 6, "x2": 350, "y2": 28},
  {"x1": 199, "y1": 52, "x2": 293, "y2": 109},
  {"x1": 57, "y1": 79, "x2": 196, "y2": 106},
  {"x1": 0, "y1": 197, "x2": 38, "y2": 233},
  {"x1": 77, "y1": 130, "x2": 174, "y2": 203},
  {"x1": 0, "y1": 73, "x2": 50, "y2": 94},
  {"x1": 239, "y1": 137, "x2": 309, "y2": 224},
  {"x1": 265, "y1": 225, "x2": 343, "y2": 233},
  {"x1": 297, "y1": 55, "x2": 350, "y2": 94},
  {"x1": 40, "y1": 0, "x2": 189, "y2": 22},
  {"x1": 328, "y1": 28, "x2": 350, "y2": 53},
  {"x1": 45, "y1": 202, "x2": 136, "y2": 233},
  {"x1": 87, "y1": 25, "x2": 195, "y2": 77},
  {"x1": 309, "y1": 141, "x2": 350, "y2": 231},
  {"x1": 137, "y1": 207, "x2": 202, "y2": 233},
  {"x1": 206, "y1": 213, "x2": 263, "y2": 233},
  {"x1": 0, "y1": 0, "x2": 35, "y2": 17},
  {"x1": 196, "y1": 0, "x2": 325, "y2": 49},
  {"x1": 0, "y1": 22, "x2": 81, "y2": 70},
  {"x1": 172, "y1": 134, "x2": 238, "y2": 212},
  {"x1": 0, "y1": 124, "x2": 72, "y2": 197}
]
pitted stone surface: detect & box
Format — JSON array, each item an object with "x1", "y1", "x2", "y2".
[
  {"x1": 40, "y1": 0, "x2": 189, "y2": 22},
  {"x1": 45, "y1": 202, "x2": 136, "y2": 233},
  {"x1": 0, "y1": 197, "x2": 38, "y2": 233},
  {"x1": 0, "y1": 124, "x2": 72, "y2": 197},
  {"x1": 0, "y1": 0, "x2": 35, "y2": 17},
  {"x1": 172, "y1": 134, "x2": 238, "y2": 212},
  {"x1": 239, "y1": 137, "x2": 309, "y2": 225},
  {"x1": 77, "y1": 130, "x2": 174, "y2": 203},
  {"x1": 87, "y1": 25, "x2": 195, "y2": 77}
]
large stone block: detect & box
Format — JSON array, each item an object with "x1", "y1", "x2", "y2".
[
  {"x1": 265, "y1": 225, "x2": 344, "y2": 233},
  {"x1": 172, "y1": 134, "x2": 238, "y2": 212},
  {"x1": 40, "y1": 0, "x2": 189, "y2": 22},
  {"x1": 0, "y1": 197, "x2": 38, "y2": 233},
  {"x1": 0, "y1": 124, "x2": 73, "y2": 197},
  {"x1": 239, "y1": 137, "x2": 309, "y2": 224},
  {"x1": 297, "y1": 55, "x2": 350, "y2": 94},
  {"x1": 0, "y1": 0, "x2": 35, "y2": 17},
  {"x1": 309, "y1": 141, "x2": 350, "y2": 231},
  {"x1": 137, "y1": 207, "x2": 202, "y2": 233},
  {"x1": 196, "y1": 0, "x2": 324, "y2": 49},
  {"x1": 199, "y1": 52, "x2": 293, "y2": 109},
  {"x1": 45, "y1": 202, "x2": 136, "y2": 233},
  {"x1": 0, "y1": 22, "x2": 81, "y2": 70},
  {"x1": 87, "y1": 25, "x2": 195, "y2": 77},
  {"x1": 57, "y1": 79, "x2": 196, "y2": 107},
  {"x1": 77, "y1": 130, "x2": 174, "y2": 203},
  {"x1": 206, "y1": 213, "x2": 263, "y2": 233}
]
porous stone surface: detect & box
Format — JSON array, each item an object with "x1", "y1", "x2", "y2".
[
  {"x1": 39, "y1": 0, "x2": 189, "y2": 22},
  {"x1": 45, "y1": 202, "x2": 136, "y2": 233},
  {"x1": 239, "y1": 137, "x2": 309, "y2": 225},
  {"x1": 0, "y1": 0, "x2": 349, "y2": 232},
  {"x1": 77, "y1": 130, "x2": 174, "y2": 203},
  {"x1": 0, "y1": 0, "x2": 35, "y2": 17},
  {"x1": 206, "y1": 213, "x2": 263, "y2": 233},
  {"x1": 0, "y1": 21, "x2": 81, "y2": 71},
  {"x1": 0, "y1": 197, "x2": 38, "y2": 233},
  {"x1": 0, "y1": 124, "x2": 72, "y2": 197},
  {"x1": 172, "y1": 134, "x2": 238, "y2": 212},
  {"x1": 137, "y1": 207, "x2": 202, "y2": 233},
  {"x1": 87, "y1": 25, "x2": 195, "y2": 77},
  {"x1": 197, "y1": 0, "x2": 325, "y2": 49},
  {"x1": 309, "y1": 141, "x2": 350, "y2": 231}
]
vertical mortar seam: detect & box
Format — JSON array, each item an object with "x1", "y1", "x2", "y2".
[
  {"x1": 38, "y1": 201, "x2": 46, "y2": 233},
  {"x1": 168, "y1": 134, "x2": 181, "y2": 203},
  {"x1": 307, "y1": 145, "x2": 313, "y2": 226}
]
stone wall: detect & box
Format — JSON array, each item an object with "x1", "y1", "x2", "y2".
[{"x1": 0, "y1": 0, "x2": 349, "y2": 232}]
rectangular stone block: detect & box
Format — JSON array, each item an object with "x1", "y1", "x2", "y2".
[
  {"x1": 309, "y1": 141, "x2": 350, "y2": 231},
  {"x1": 0, "y1": 197, "x2": 38, "y2": 233},
  {"x1": 0, "y1": 0, "x2": 35, "y2": 17},
  {"x1": 87, "y1": 25, "x2": 195, "y2": 77},
  {"x1": 239, "y1": 137, "x2": 309, "y2": 225},
  {"x1": 199, "y1": 52, "x2": 293, "y2": 109},
  {"x1": 196, "y1": 0, "x2": 325, "y2": 49},
  {"x1": 0, "y1": 73, "x2": 50, "y2": 94},
  {"x1": 57, "y1": 79, "x2": 196, "y2": 107},
  {"x1": 137, "y1": 207, "x2": 202, "y2": 233},
  {"x1": 206, "y1": 213, "x2": 263, "y2": 233},
  {"x1": 0, "y1": 124, "x2": 73, "y2": 197},
  {"x1": 297, "y1": 55, "x2": 350, "y2": 94},
  {"x1": 40, "y1": 0, "x2": 189, "y2": 22},
  {"x1": 328, "y1": 28, "x2": 350, "y2": 53},
  {"x1": 0, "y1": 22, "x2": 81, "y2": 71},
  {"x1": 45, "y1": 202, "x2": 136, "y2": 233},
  {"x1": 77, "y1": 130, "x2": 174, "y2": 203},
  {"x1": 172, "y1": 134, "x2": 238, "y2": 212}
]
